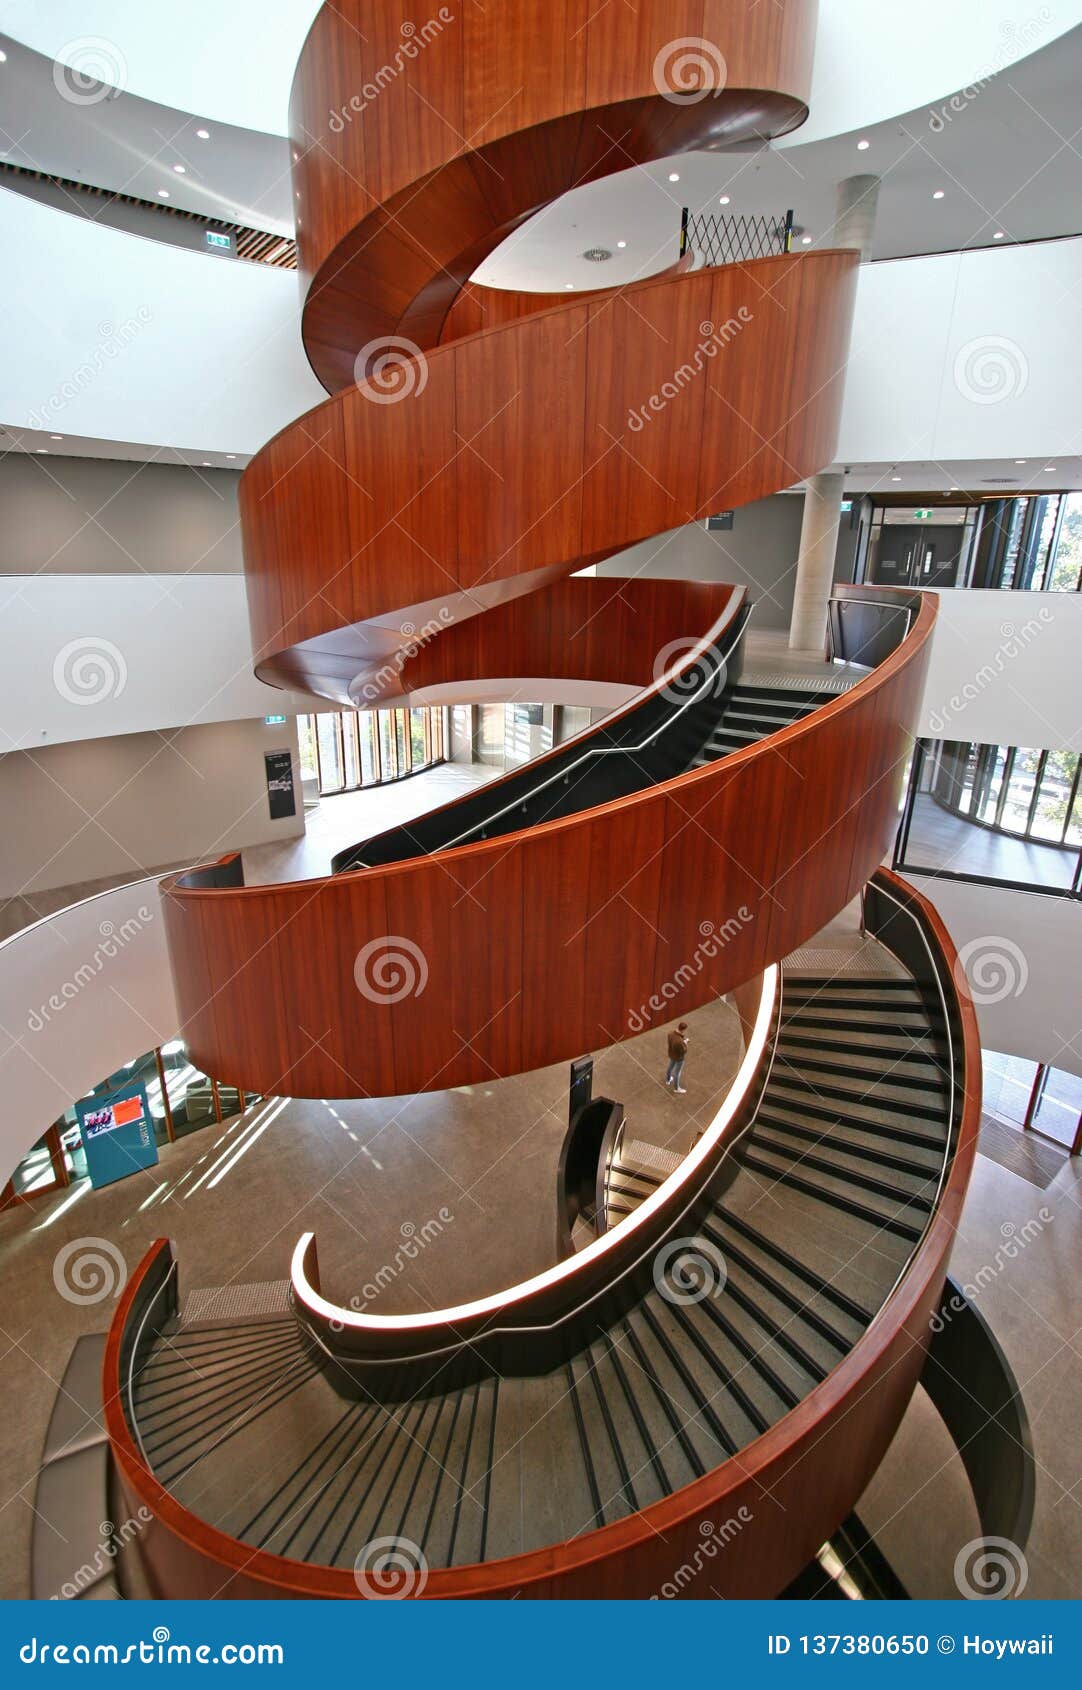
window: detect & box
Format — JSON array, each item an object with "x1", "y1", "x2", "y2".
[
  {"x1": 895, "y1": 738, "x2": 1082, "y2": 895},
  {"x1": 302, "y1": 707, "x2": 448, "y2": 795}
]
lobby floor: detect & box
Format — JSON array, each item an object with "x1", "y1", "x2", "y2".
[{"x1": 903, "y1": 793, "x2": 1077, "y2": 890}]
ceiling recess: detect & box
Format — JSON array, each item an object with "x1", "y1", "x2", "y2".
[{"x1": 581, "y1": 247, "x2": 613, "y2": 262}]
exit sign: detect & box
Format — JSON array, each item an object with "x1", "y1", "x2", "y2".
[
  {"x1": 264, "y1": 714, "x2": 287, "y2": 726},
  {"x1": 206, "y1": 230, "x2": 232, "y2": 251},
  {"x1": 914, "y1": 508, "x2": 934, "y2": 520}
]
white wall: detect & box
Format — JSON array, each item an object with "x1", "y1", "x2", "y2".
[
  {"x1": 0, "y1": 716, "x2": 303, "y2": 898},
  {"x1": 0, "y1": 877, "x2": 179, "y2": 1183},
  {"x1": 907, "y1": 875, "x2": 1082, "y2": 1080},
  {"x1": 0, "y1": 2, "x2": 322, "y2": 136},
  {"x1": 0, "y1": 187, "x2": 324, "y2": 454},
  {"x1": 918, "y1": 589, "x2": 1082, "y2": 751},
  {"x1": 6, "y1": 186, "x2": 1080, "y2": 471},
  {"x1": 0, "y1": 573, "x2": 306, "y2": 749},
  {"x1": 781, "y1": 0, "x2": 1082, "y2": 147},
  {"x1": 840, "y1": 238, "x2": 1082, "y2": 465}
]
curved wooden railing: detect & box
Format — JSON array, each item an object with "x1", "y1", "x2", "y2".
[
  {"x1": 105, "y1": 869, "x2": 981, "y2": 1599},
  {"x1": 162, "y1": 582, "x2": 932, "y2": 1100}
]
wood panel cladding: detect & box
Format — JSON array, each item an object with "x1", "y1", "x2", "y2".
[
  {"x1": 243, "y1": 253, "x2": 858, "y2": 703},
  {"x1": 288, "y1": 1, "x2": 817, "y2": 387},
  {"x1": 369, "y1": 578, "x2": 741, "y2": 704}
]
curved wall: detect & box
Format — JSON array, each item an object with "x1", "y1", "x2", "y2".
[
  {"x1": 0, "y1": 879, "x2": 178, "y2": 1186},
  {"x1": 0, "y1": 187, "x2": 324, "y2": 454}
]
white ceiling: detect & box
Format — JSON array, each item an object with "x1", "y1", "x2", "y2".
[
  {"x1": 475, "y1": 28, "x2": 1082, "y2": 291},
  {"x1": 0, "y1": 0, "x2": 320, "y2": 136},
  {"x1": 0, "y1": 33, "x2": 294, "y2": 233}
]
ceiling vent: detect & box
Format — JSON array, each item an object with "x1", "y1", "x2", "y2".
[
  {"x1": 582, "y1": 247, "x2": 613, "y2": 262},
  {"x1": 981, "y1": 478, "x2": 1019, "y2": 485}
]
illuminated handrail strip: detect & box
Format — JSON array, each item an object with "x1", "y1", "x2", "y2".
[{"x1": 291, "y1": 964, "x2": 777, "y2": 1341}]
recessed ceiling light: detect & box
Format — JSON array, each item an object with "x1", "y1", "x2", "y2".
[
  {"x1": 36, "y1": 448, "x2": 48, "y2": 454},
  {"x1": 616, "y1": 240, "x2": 627, "y2": 248},
  {"x1": 565, "y1": 283, "x2": 574, "y2": 290},
  {"x1": 719, "y1": 195, "x2": 730, "y2": 205},
  {"x1": 801, "y1": 235, "x2": 812, "y2": 245},
  {"x1": 226, "y1": 453, "x2": 237, "y2": 460},
  {"x1": 0, "y1": 50, "x2": 7, "y2": 64},
  {"x1": 173, "y1": 164, "x2": 187, "y2": 174},
  {"x1": 857, "y1": 138, "x2": 870, "y2": 151},
  {"x1": 1044, "y1": 465, "x2": 1056, "y2": 472},
  {"x1": 201, "y1": 461, "x2": 212, "y2": 467},
  {"x1": 993, "y1": 231, "x2": 1005, "y2": 240},
  {"x1": 158, "y1": 189, "x2": 170, "y2": 199},
  {"x1": 196, "y1": 128, "x2": 210, "y2": 140},
  {"x1": 50, "y1": 434, "x2": 62, "y2": 441},
  {"x1": 891, "y1": 475, "x2": 902, "y2": 482},
  {"x1": 933, "y1": 190, "x2": 945, "y2": 200},
  {"x1": 668, "y1": 172, "x2": 680, "y2": 182},
  {"x1": 1015, "y1": 459, "x2": 1027, "y2": 465}
]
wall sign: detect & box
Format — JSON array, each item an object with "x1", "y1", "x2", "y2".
[
  {"x1": 265, "y1": 749, "x2": 297, "y2": 820},
  {"x1": 77, "y1": 1084, "x2": 159, "y2": 1190},
  {"x1": 205, "y1": 230, "x2": 232, "y2": 252},
  {"x1": 706, "y1": 511, "x2": 735, "y2": 531}
]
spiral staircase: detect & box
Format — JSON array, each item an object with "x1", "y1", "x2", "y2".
[{"x1": 81, "y1": 1, "x2": 1035, "y2": 1601}]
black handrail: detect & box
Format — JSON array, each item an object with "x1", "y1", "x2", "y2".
[{"x1": 332, "y1": 599, "x2": 750, "y2": 871}]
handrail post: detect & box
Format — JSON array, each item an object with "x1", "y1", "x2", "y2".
[
  {"x1": 679, "y1": 206, "x2": 689, "y2": 259},
  {"x1": 784, "y1": 208, "x2": 794, "y2": 253}
]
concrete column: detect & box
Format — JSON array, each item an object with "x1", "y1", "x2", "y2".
[
  {"x1": 789, "y1": 472, "x2": 846, "y2": 654},
  {"x1": 833, "y1": 174, "x2": 881, "y2": 261}
]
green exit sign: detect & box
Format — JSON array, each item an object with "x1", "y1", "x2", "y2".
[
  {"x1": 913, "y1": 508, "x2": 934, "y2": 520},
  {"x1": 264, "y1": 714, "x2": 287, "y2": 726},
  {"x1": 206, "y1": 230, "x2": 232, "y2": 251}
]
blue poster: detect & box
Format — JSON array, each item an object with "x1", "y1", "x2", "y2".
[{"x1": 76, "y1": 1083, "x2": 159, "y2": 1190}]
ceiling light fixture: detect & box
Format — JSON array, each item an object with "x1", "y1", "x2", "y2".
[
  {"x1": 196, "y1": 128, "x2": 210, "y2": 140},
  {"x1": 719, "y1": 195, "x2": 730, "y2": 205},
  {"x1": 993, "y1": 231, "x2": 1005, "y2": 240},
  {"x1": 1044, "y1": 465, "x2": 1056, "y2": 472},
  {"x1": 933, "y1": 189, "x2": 945, "y2": 200},
  {"x1": 0, "y1": 50, "x2": 7, "y2": 64},
  {"x1": 158, "y1": 188, "x2": 170, "y2": 198},
  {"x1": 226, "y1": 453, "x2": 237, "y2": 460},
  {"x1": 668, "y1": 172, "x2": 680, "y2": 182},
  {"x1": 173, "y1": 163, "x2": 187, "y2": 174},
  {"x1": 891, "y1": 475, "x2": 902, "y2": 482},
  {"x1": 50, "y1": 434, "x2": 62, "y2": 441},
  {"x1": 801, "y1": 235, "x2": 812, "y2": 245},
  {"x1": 1015, "y1": 459, "x2": 1027, "y2": 465},
  {"x1": 857, "y1": 138, "x2": 870, "y2": 151},
  {"x1": 616, "y1": 240, "x2": 627, "y2": 248}
]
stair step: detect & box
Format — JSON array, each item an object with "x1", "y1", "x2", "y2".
[
  {"x1": 767, "y1": 1070, "x2": 948, "y2": 1126},
  {"x1": 179, "y1": 1281, "x2": 293, "y2": 1327},
  {"x1": 619, "y1": 1138, "x2": 683, "y2": 1180},
  {"x1": 738, "y1": 1147, "x2": 926, "y2": 1243},
  {"x1": 773, "y1": 1044, "x2": 948, "y2": 1095},
  {"x1": 756, "y1": 1110, "x2": 945, "y2": 1175},
  {"x1": 749, "y1": 1126, "x2": 937, "y2": 1207}
]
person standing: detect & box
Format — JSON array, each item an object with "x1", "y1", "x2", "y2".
[{"x1": 664, "y1": 1023, "x2": 690, "y2": 1093}]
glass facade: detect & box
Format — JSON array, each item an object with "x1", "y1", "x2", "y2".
[
  {"x1": 0, "y1": 1041, "x2": 260, "y2": 1211},
  {"x1": 854, "y1": 491, "x2": 1082, "y2": 594},
  {"x1": 895, "y1": 738, "x2": 1082, "y2": 895},
  {"x1": 303, "y1": 707, "x2": 447, "y2": 796}
]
